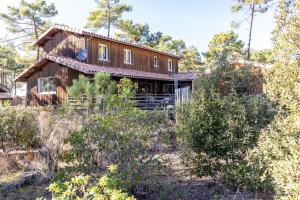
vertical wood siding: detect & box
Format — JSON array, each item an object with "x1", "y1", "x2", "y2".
[
  {"x1": 41, "y1": 31, "x2": 179, "y2": 74},
  {"x1": 26, "y1": 61, "x2": 81, "y2": 106}
]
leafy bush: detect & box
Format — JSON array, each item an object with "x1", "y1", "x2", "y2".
[
  {"x1": 48, "y1": 165, "x2": 135, "y2": 200},
  {"x1": 65, "y1": 75, "x2": 169, "y2": 195},
  {"x1": 0, "y1": 105, "x2": 40, "y2": 152},
  {"x1": 63, "y1": 107, "x2": 168, "y2": 193},
  {"x1": 227, "y1": 114, "x2": 300, "y2": 198},
  {"x1": 176, "y1": 65, "x2": 274, "y2": 176}
]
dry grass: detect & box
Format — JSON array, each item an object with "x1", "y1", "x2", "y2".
[{"x1": 0, "y1": 170, "x2": 24, "y2": 185}]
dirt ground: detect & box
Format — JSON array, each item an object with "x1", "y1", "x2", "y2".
[{"x1": 0, "y1": 151, "x2": 273, "y2": 200}]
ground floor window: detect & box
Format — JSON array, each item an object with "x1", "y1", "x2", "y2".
[{"x1": 38, "y1": 77, "x2": 56, "y2": 95}]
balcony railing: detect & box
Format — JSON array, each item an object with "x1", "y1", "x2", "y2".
[
  {"x1": 67, "y1": 94, "x2": 176, "y2": 111},
  {"x1": 132, "y1": 94, "x2": 175, "y2": 110}
]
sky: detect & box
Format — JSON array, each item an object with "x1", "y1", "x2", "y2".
[{"x1": 0, "y1": 0, "x2": 276, "y2": 54}]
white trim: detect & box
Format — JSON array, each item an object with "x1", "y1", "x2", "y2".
[
  {"x1": 168, "y1": 59, "x2": 173, "y2": 71},
  {"x1": 98, "y1": 44, "x2": 109, "y2": 61},
  {"x1": 39, "y1": 91, "x2": 56, "y2": 95},
  {"x1": 38, "y1": 77, "x2": 56, "y2": 95},
  {"x1": 154, "y1": 56, "x2": 159, "y2": 67},
  {"x1": 124, "y1": 49, "x2": 132, "y2": 64}
]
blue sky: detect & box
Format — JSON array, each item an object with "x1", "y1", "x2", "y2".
[{"x1": 0, "y1": 0, "x2": 276, "y2": 54}]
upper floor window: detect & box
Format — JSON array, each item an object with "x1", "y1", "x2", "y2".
[
  {"x1": 124, "y1": 49, "x2": 132, "y2": 64},
  {"x1": 154, "y1": 56, "x2": 159, "y2": 67},
  {"x1": 99, "y1": 44, "x2": 109, "y2": 61},
  {"x1": 38, "y1": 77, "x2": 56, "y2": 95},
  {"x1": 168, "y1": 59, "x2": 173, "y2": 71}
]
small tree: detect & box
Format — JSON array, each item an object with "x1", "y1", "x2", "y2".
[{"x1": 67, "y1": 73, "x2": 116, "y2": 114}]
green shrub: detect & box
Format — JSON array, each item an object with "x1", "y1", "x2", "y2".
[
  {"x1": 48, "y1": 165, "x2": 135, "y2": 200},
  {"x1": 0, "y1": 105, "x2": 40, "y2": 151},
  {"x1": 63, "y1": 107, "x2": 168, "y2": 192},
  {"x1": 176, "y1": 68, "x2": 274, "y2": 176}
]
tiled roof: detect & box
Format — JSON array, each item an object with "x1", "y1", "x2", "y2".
[
  {"x1": 15, "y1": 54, "x2": 199, "y2": 82},
  {"x1": 33, "y1": 24, "x2": 180, "y2": 59},
  {"x1": 0, "y1": 93, "x2": 12, "y2": 99}
]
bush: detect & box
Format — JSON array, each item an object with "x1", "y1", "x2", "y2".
[
  {"x1": 176, "y1": 67, "x2": 274, "y2": 176},
  {"x1": 0, "y1": 105, "x2": 40, "y2": 152},
  {"x1": 48, "y1": 165, "x2": 135, "y2": 200},
  {"x1": 63, "y1": 107, "x2": 168, "y2": 193},
  {"x1": 244, "y1": 114, "x2": 299, "y2": 199}
]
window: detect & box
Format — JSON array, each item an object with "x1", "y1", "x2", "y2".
[
  {"x1": 168, "y1": 59, "x2": 173, "y2": 71},
  {"x1": 99, "y1": 44, "x2": 109, "y2": 61},
  {"x1": 124, "y1": 49, "x2": 132, "y2": 64},
  {"x1": 154, "y1": 56, "x2": 159, "y2": 67},
  {"x1": 38, "y1": 77, "x2": 56, "y2": 95}
]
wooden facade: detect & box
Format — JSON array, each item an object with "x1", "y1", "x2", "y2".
[
  {"x1": 26, "y1": 62, "x2": 81, "y2": 105},
  {"x1": 42, "y1": 31, "x2": 179, "y2": 74},
  {"x1": 15, "y1": 25, "x2": 194, "y2": 106}
]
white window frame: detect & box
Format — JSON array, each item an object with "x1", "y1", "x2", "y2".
[
  {"x1": 124, "y1": 49, "x2": 132, "y2": 64},
  {"x1": 154, "y1": 56, "x2": 159, "y2": 67},
  {"x1": 38, "y1": 77, "x2": 56, "y2": 95},
  {"x1": 168, "y1": 59, "x2": 173, "y2": 71},
  {"x1": 98, "y1": 44, "x2": 109, "y2": 61}
]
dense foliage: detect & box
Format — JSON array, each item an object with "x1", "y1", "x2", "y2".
[
  {"x1": 222, "y1": 1, "x2": 300, "y2": 199},
  {"x1": 65, "y1": 73, "x2": 170, "y2": 196},
  {"x1": 0, "y1": 105, "x2": 40, "y2": 152},
  {"x1": 0, "y1": 0, "x2": 57, "y2": 58},
  {"x1": 85, "y1": 0, "x2": 132, "y2": 37},
  {"x1": 176, "y1": 64, "x2": 274, "y2": 176}
]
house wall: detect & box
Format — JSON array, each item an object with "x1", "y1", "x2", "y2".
[
  {"x1": 26, "y1": 61, "x2": 81, "y2": 106},
  {"x1": 41, "y1": 31, "x2": 179, "y2": 74},
  {"x1": 43, "y1": 31, "x2": 85, "y2": 58},
  {"x1": 87, "y1": 37, "x2": 179, "y2": 74}
]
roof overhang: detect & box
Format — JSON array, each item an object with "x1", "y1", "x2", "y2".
[
  {"x1": 0, "y1": 92, "x2": 12, "y2": 99},
  {"x1": 15, "y1": 54, "x2": 199, "y2": 82}
]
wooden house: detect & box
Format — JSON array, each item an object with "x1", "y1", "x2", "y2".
[{"x1": 15, "y1": 24, "x2": 198, "y2": 106}]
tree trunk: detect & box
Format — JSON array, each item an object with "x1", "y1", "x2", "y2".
[
  {"x1": 108, "y1": 19, "x2": 111, "y2": 37},
  {"x1": 247, "y1": 3, "x2": 255, "y2": 60},
  {"x1": 33, "y1": 22, "x2": 40, "y2": 60},
  {"x1": 13, "y1": 70, "x2": 17, "y2": 95}
]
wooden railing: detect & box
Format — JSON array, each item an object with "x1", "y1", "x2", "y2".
[
  {"x1": 67, "y1": 94, "x2": 175, "y2": 111},
  {"x1": 132, "y1": 94, "x2": 175, "y2": 110}
]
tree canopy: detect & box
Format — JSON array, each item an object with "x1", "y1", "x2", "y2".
[
  {"x1": 0, "y1": 0, "x2": 57, "y2": 60},
  {"x1": 231, "y1": 0, "x2": 274, "y2": 60},
  {"x1": 85, "y1": 0, "x2": 132, "y2": 37},
  {"x1": 203, "y1": 31, "x2": 244, "y2": 69}
]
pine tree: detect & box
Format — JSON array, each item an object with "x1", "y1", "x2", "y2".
[
  {"x1": 232, "y1": 0, "x2": 274, "y2": 60},
  {"x1": 85, "y1": 0, "x2": 132, "y2": 37},
  {"x1": 179, "y1": 46, "x2": 203, "y2": 72},
  {"x1": 0, "y1": 0, "x2": 58, "y2": 60},
  {"x1": 0, "y1": 43, "x2": 33, "y2": 93},
  {"x1": 203, "y1": 31, "x2": 244, "y2": 69},
  {"x1": 115, "y1": 20, "x2": 150, "y2": 44}
]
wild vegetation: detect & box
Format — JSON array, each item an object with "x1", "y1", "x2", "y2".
[{"x1": 1, "y1": 0, "x2": 300, "y2": 199}]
